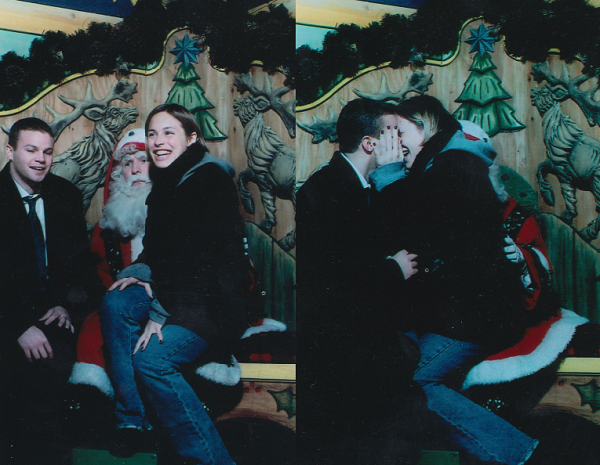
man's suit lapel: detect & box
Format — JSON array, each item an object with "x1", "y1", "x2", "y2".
[
  {"x1": 0, "y1": 165, "x2": 39, "y2": 279},
  {"x1": 0, "y1": 166, "x2": 36, "y2": 247}
]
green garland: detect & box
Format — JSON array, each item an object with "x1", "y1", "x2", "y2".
[
  {"x1": 297, "y1": 0, "x2": 600, "y2": 106},
  {"x1": 0, "y1": 0, "x2": 294, "y2": 111}
]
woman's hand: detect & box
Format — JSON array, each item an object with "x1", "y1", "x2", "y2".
[
  {"x1": 108, "y1": 276, "x2": 153, "y2": 299},
  {"x1": 374, "y1": 125, "x2": 403, "y2": 167},
  {"x1": 389, "y1": 249, "x2": 418, "y2": 280},
  {"x1": 133, "y1": 320, "x2": 164, "y2": 354}
]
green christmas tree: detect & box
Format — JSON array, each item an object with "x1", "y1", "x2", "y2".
[
  {"x1": 166, "y1": 34, "x2": 227, "y2": 141},
  {"x1": 453, "y1": 24, "x2": 525, "y2": 137}
]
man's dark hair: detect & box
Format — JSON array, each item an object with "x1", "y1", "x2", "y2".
[
  {"x1": 8, "y1": 117, "x2": 54, "y2": 149},
  {"x1": 337, "y1": 99, "x2": 397, "y2": 154},
  {"x1": 145, "y1": 103, "x2": 208, "y2": 151}
]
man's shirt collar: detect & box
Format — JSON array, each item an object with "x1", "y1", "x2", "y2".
[{"x1": 340, "y1": 153, "x2": 370, "y2": 189}]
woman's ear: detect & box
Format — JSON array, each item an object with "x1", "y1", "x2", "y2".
[{"x1": 188, "y1": 132, "x2": 198, "y2": 145}]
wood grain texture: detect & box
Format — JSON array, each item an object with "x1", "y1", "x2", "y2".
[
  {"x1": 538, "y1": 213, "x2": 600, "y2": 323},
  {"x1": 0, "y1": 30, "x2": 296, "y2": 246},
  {"x1": 218, "y1": 381, "x2": 296, "y2": 432},
  {"x1": 534, "y1": 376, "x2": 600, "y2": 426},
  {"x1": 297, "y1": 19, "x2": 600, "y2": 253}
]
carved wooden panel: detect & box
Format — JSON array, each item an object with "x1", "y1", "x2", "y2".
[
  {"x1": 0, "y1": 30, "x2": 295, "y2": 249},
  {"x1": 297, "y1": 19, "x2": 600, "y2": 252}
]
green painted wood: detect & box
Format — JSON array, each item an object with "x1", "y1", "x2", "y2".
[
  {"x1": 273, "y1": 239, "x2": 296, "y2": 331},
  {"x1": 245, "y1": 221, "x2": 296, "y2": 331},
  {"x1": 494, "y1": 166, "x2": 600, "y2": 323},
  {"x1": 418, "y1": 450, "x2": 460, "y2": 465},
  {"x1": 71, "y1": 449, "x2": 157, "y2": 465},
  {"x1": 538, "y1": 213, "x2": 600, "y2": 323}
]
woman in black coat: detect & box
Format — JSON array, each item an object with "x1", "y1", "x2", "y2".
[
  {"x1": 100, "y1": 104, "x2": 249, "y2": 464},
  {"x1": 371, "y1": 96, "x2": 540, "y2": 465}
]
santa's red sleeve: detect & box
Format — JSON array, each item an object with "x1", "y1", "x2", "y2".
[
  {"x1": 90, "y1": 223, "x2": 114, "y2": 289},
  {"x1": 464, "y1": 198, "x2": 585, "y2": 389},
  {"x1": 503, "y1": 198, "x2": 552, "y2": 310},
  {"x1": 69, "y1": 310, "x2": 114, "y2": 397}
]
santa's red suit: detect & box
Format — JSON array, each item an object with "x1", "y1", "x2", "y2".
[{"x1": 502, "y1": 197, "x2": 552, "y2": 312}]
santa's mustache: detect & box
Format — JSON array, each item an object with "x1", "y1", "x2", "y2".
[{"x1": 127, "y1": 174, "x2": 151, "y2": 186}]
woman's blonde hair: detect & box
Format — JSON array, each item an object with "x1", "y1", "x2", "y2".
[{"x1": 395, "y1": 95, "x2": 459, "y2": 143}]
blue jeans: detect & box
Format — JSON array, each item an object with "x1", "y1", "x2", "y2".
[
  {"x1": 407, "y1": 332, "x2": 538, "y2": 465},
  {"x1": 101, "y1": 286, "x2": 234, "y2": 465}
]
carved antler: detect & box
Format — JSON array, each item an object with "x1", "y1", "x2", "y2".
[
  {"x1": 531, "y1": 62, "x2": 600, "y2": 127},
  {"x1": 297, "y1": 108, "x2": 338, "y2": 144},
  {"x1": 1, "y1": 79, "x2": 138, "y2": 139},
  {"x1": 234, "y1": 72, "x2": 296, "y2": 138},
  {"x1": 353, "y1": 71, "x2": 433, "y2": 102},
  {"x1": 44, "y1": 79, "x2": 138, "y2": 140}
]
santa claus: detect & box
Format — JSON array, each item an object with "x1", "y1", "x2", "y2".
[{"x1": 70, "y1": 128, "x2": 150, "y2": 396}]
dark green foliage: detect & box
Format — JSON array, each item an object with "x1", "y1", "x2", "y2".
[
  {"x1": 378, "y1": 14, "x2": 413, "y2": 69},
  {"x1": 0, "y1": 52, "x2": 31, "y2": 108},
  {"x1": 28, "y1": 31, "x2": 69, "y2": 85},
  {"x1": 111, "y1": 0, "x2": 170, "y2": 68},
  {"x1": 296, "y1": 45, "x2": 323, "y2": 105},
  {"x1": 0, "y1": 0, "x2": 294, "y2": 110},
  {"x1": 297, "y1": 0, "x2": 600, "y2": 106}
]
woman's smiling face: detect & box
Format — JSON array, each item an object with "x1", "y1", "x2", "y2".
[
  {"x1": 398, "y1": 117, "x2": 425, "y2": 169},
  {"x1": 147, "y1": 112, "x2": 197, "y2": 169}
]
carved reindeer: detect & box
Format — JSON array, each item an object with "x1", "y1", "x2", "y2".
[
  {"x1": 50, "y1": 80, "x2": 138, "y2": 211},
  {"x1": 531, "y1": 62, "x2": 600, "y2": 241},
  {"x1": 298, "y1": 70, "x2": 433, "y2": 144},
  {"x1": 233, "y1": 72, "x2": 296, "y2": 251}
]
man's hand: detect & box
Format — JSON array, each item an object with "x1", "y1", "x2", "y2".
[
  {"x1": 18, "y1": 326, "x2": 53, "y2": 362},
  {"x1": 39, "y1": 306, "x2": 74, "y2": 333},
  {"x1": 133, "y1": 320, "x2": 164, "y2": 354},
  {"x1": 108, "y1": 277, "x2": 153, "y2": 299},
  {"x1": 390, "y1": 250, "x2": 418, "y2": 280},
  {"x1": 374, "y1": 126, "x2": 403, "y2": 167}
]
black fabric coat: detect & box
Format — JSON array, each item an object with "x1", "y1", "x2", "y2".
[
  {"x1": 297, "y1": 152, "x2": 424, "y2": 461},
  {"x1": 140, "y1": 144, "x2": 251, "y2": 349},
  {"x1": 0, "y1": 164, "x2": 101, "y2": 343},
  {"x1": 374, "y1": 128, "x2": 529, "y2": 352},
  {"x1": 0, "y1": 164, "x2": 103, "y2": 464}
]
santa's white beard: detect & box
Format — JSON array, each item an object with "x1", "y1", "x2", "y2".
[{"x1": 100, "y1": 174, "x2": 151, "y2": 237}]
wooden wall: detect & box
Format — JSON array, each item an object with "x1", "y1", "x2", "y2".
[
  {"x1": 298, "y1": 19, "x2": 600, "y2": 245},
  {"x1": 0, "y1": 29, "x2": 296, "y2": 248},
  {"x1": 0, "y1": 29, "x2": 296, "y2": 329},
  {"x1": 297, "y1": 18, "x2": 600, "y2": 321}
]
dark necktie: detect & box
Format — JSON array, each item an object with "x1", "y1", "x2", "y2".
[{"x1": 24, "y1": 195, "x2": 46, "y2": 280}]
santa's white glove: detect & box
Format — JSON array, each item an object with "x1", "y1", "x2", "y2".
[{"x1": 504, "y1": 236, "x2": 525, "y2": 263}]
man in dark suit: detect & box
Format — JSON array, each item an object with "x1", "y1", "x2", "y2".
[
  {"x1": 0, "y1": 117, "x2": 101, "y2": 465},
  {"x1": 297, "y1": 99, "x2": 422, "y2": 464}
]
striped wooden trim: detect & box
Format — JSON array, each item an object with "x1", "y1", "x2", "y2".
[
  {"x1": 558, "y1": 358, "x2": 600, "y2": 375},
  {"x1": 240, "y1": 363, "x2": 296, "y2": 382},
  {"x1": 298, "y1": 0, "x2": 415, "y2": 29}
]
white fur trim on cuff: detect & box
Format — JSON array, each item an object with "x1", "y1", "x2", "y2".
[
  {"x1": 195, "y1": 355, "x2": 241, "y2": 386},
  {"x1": 69, "y1": 362, "x2": 115, "y2": 398},
  {"x1": 462, "y1": 309, "x2": 588, "y2": 390},
  {"x1": 241, "y1": 318, "x2": 286, "y2": 339}
]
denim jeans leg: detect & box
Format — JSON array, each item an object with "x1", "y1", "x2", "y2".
[
  {"x1": 408, "y1": 333, "x2": 538, "y2": 465},
  {"x1": 134, "y1": 325, "x2": 234, "y2": 465},
  {"x1": 100, "y1": 286, "x2": 153, "y2": 430}
]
